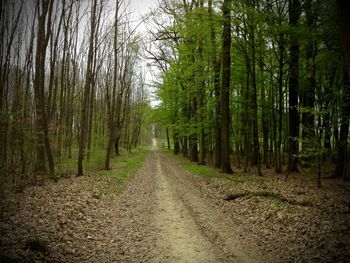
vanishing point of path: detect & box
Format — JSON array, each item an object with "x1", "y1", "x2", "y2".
[{"x1": 116, "y1": 151, "x2": 269, "y2": 262}]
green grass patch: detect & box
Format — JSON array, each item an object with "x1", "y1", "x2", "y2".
[
  {"x1": 165, "y1": 151, "x2": 269, "y2": 188},
  {"x1": 97, "y1": 148, "x2": 148, "y2": 182},
  {"x1": 182, "y1": 163, "x2": 219, "y2": 179},
  {"x1": 87, "y1": 148, "x2": 149, "y2": 201},
  {"x1": 57, "y1": 147, "x2": 149, "y2": 177},
  {"x1": 56, "y1": 148, "x2": 107, "y2": 175}
]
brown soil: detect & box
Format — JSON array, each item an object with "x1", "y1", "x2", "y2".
[{"x1": 1, "y1": 150, "x2": 350, "y2": 262}]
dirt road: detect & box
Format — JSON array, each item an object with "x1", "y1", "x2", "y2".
[
  {"x1": 2, "y1": 148, "x2": 349, "y2": 262},
  {"x1": 148, "y1": 151, "x2": 264, "y2": 262},
  {"x1": 0, "y1": 150, "x2": 267, "y2": 262}
]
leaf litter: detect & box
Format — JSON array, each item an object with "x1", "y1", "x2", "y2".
[{"x1": 1, "y1": 153, "x2": 350, "y2": 262}]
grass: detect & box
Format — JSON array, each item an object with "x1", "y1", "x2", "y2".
[
  {"x1": 173, "y1": 154, "x2": 268, "y2": 186},
  {"x1": 182, "y1": 163, "x2": 219, "y2": 179},
  {"x1": 56, "y1": 148, "x2": 107, "y2": 175},
  {"x1": 163, "y1": 151, "x2": 222, "y2": 180},
  {"x1": 87, "y1": 148, "x2": 149, "y2": 200},
  {"x1": 57, "y1": 147, "x2": 148, "y2": 176},
  {"x1": 165, "y1": 150, "x2": 270, "y2": 187},
  {"x1": 55, "y1": 147, "x2": 148, "y2": 200},
  {"x1": 96, "y1": 148, "x2": 148, "y2": 181}
]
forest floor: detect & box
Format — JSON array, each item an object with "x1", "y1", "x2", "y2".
[{"x1": 1, "y1": 150, "x2": 350, "y2": 262}]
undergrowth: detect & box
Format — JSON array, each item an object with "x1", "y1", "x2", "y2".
[
  {"x1": 97, "y1": 148, "x2": 148, "y2": 180},
  {"x1": 165, "y1": 150, "x2": 316, "y2": 212},
  {"x1": 89, "y1": 148, "x2": 148, "y2": 200}
]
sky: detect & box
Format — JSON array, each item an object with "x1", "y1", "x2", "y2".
[
  {"x1": 129, "y1": 0, "x2": 158, "y2": 24},
  {"x1": 8, "y1": 0, "x2": 160, "y2": 105},
  {"x1": 128, "y1": 0, "x2": 160, "y2": 106}
]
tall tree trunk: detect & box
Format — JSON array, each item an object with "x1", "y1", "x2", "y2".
[
  {"x1": 182, "y1": 136, "x2": 188, "y2": 158},
  {"x1": 287, "y1": 0, "x2": 300, "y2": 172},
  {"x1": 275, "y1": 35, "x2": 285, "y2": 173},
  {"x1": 197, "y1": 0, "x2": 205, "y2": 165},
  {"x1": 336, "y1": 0, "x2": 350, "y2": 77},
  {"x1": 189, "y1": 96, "x2": 198, "y2": 162},
  {"x1": 173, "y1": 128, "x2": 180, "y2": 155},
  {"x1": 335, "y1": 70, "x2": 350, "y2": 178},
  {"x1": 301, "y1": 0, "x2": 316, "y2": 149},
  {"x1": 335, "y1": 1, "x2": 350, "y2": 179},
  {"x1": 261, "y1": 85, "x2": 269, "y2": 168},
  {"x1": 249, "y1": 1, "x2": 262, "y2": 176},
  {"x1": 209, "y1": 0, "x2": 221, "y2": 168},
  {"x1": 220, "y1": 0, "x2": 233, "y2": 174},
  {"x1": 33, "y1": 0, "x2": 55, "y2": 179},
  {"x1": 78, "y1": 0, "x2": 97, "y2": 176},
  {"x1": 243, "y1": 77, "x2": 251, "y2": 172}
]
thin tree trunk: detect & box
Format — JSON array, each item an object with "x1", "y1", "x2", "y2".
[
  {"x1": 276, "y1": 36, "x2": 285, "y2": 173},
  {"x1": 166, "y1": 127, "x2": 170, "y2": 150},
  {"x1": 197, "y1": 0, "x2": 205, "y2": 165}
]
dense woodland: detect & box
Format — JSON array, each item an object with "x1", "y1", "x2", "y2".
[
  {"x1": 149, "y1": 0, "x2": 350, "y2": 179},
  {"x1": 0, "y1": 0, "x2": 350, "y2": 188},
  {"x1": 1, "y1": 0, "x2": 350, "y2": 261},
  {"x1": 0, "y1": 0, "x2": 151, "y2": 188}
]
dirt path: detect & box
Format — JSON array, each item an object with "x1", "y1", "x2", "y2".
[
  {"x1": 154, "y1": 153, "x2": 221, "y2": 262},
  {"x1": 1, "y1": 150, "x2": 267, "y2": 262},
  {"x1": 150, "y1": 151, "x2": 265, "y2": 262},
  {"x1": 2, "y1": 149, "x2": 349, "y2": 262}
]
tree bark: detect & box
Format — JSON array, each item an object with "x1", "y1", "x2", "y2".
[
  {"x1": 336, "y1": 0, "x2": 350, "y2": 77},
  {"x1": 287, "y1": 0, "x2": 300, "y2": 172},
  {"x1": 335, "y1": 70, "x2": 350, "y2": 178},
  {"x1": 301, "y1": 0, "x2": 316, "y2": 149},
  {"x1": 173, "y1": 128, "x2": 180, "y2": 155},
  {"x1": 78, "y1": 0, "x2": 97, "y2": 176},
  {"x1": 220, "y1": 0, "x2": 233, "y2": 174},
  {"x1": 33, "y1": 0, "x2": 55, "y2": 179},
  {"x1": 209, "y1": 0, "x2": 221, "y2": 169}
]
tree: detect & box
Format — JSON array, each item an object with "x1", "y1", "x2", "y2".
[
  {"x1": 287, "y1": 0, "x2": 300, "y2": 172},
  {"x1": 78, "y1": 0, "x2": 98, "y2": 176},
  {"x1": 33, "y1": 0, "x2": 55, "y2": 179},
  {"x1": 335, "y1": 0, "x2": 350, "y2": 178},
  {"x1": 220, "y1": 0, "x2": 233, "y2": 174}
]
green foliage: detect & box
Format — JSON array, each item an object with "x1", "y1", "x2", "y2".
[
  {"x1": 57, "y1": 148, "x2": 106, "y2": 175},
  {"x1": 88, "y1": 148, "x2": 148, "y2": 200},
  {"x1": 97, "y1": 148, "x2": 148, "y2": 182},
  {"x1": 182, "y1": 163, "x2": 219, "y2": 179},
  {"x1": 150, "y1": 0, "x2": 347, "y2": 178}
]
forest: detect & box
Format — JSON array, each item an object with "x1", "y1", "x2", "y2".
[
  {"x1": 150, "y1": 0, "x2": 350, "y2": 179},
  {"x1": 1, "y1": 0, "x2": 350, "y2": 262},
  {"x1": 0, "y1": 0, "x2": 152, "y2": 187}
]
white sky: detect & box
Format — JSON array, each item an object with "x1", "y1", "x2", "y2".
[
  {"x1": 128, "y1": 0, "x2": 160, "y2": 106},
  {"x1": 129, "y1": 0, "x2": 158, "y2": 23}
]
